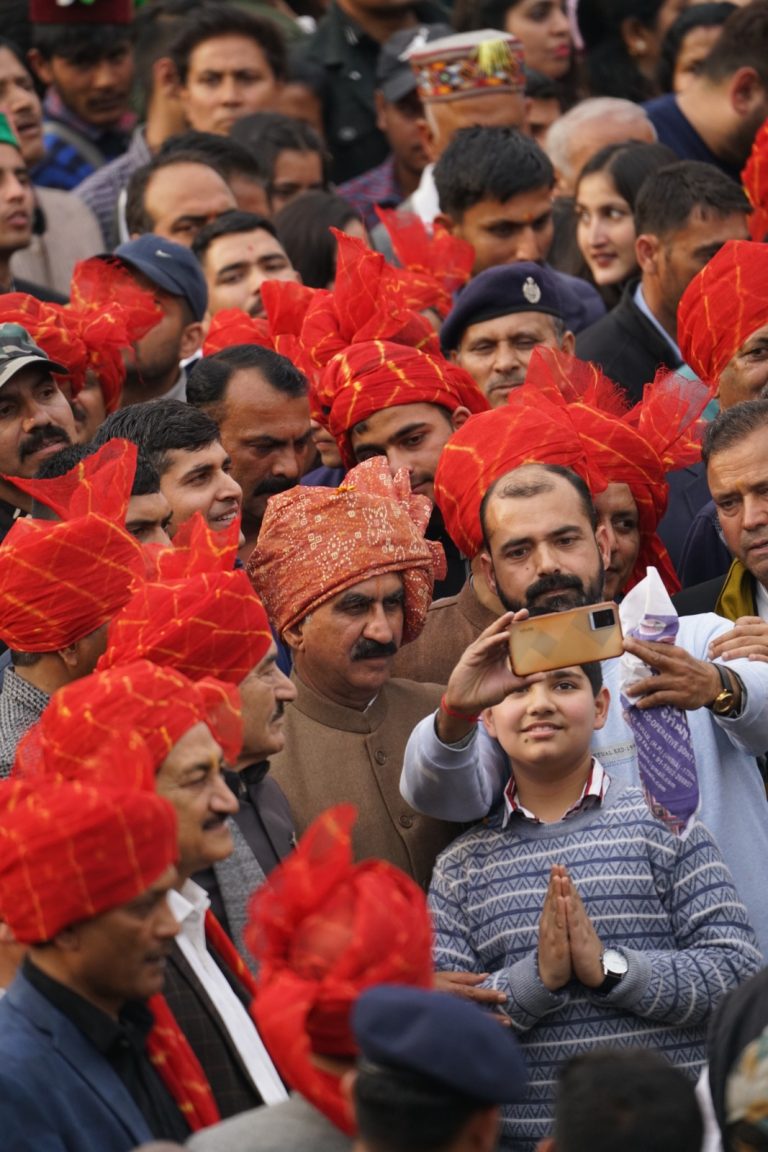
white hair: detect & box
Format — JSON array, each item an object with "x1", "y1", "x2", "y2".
[{"x1": 545, "y1": 98, "x2": 657, "y2": 187}]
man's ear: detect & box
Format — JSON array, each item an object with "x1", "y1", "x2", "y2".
[
  {"x1": 283, "y1": 619, "x2": 306, "y2": 652},
  {"x1": 52, "y1": 925, "x2": 82, "y2": 953},
  {"x1": 462, "y1": 1104, "x2": 500, "y2": 1152},
  {"x1": 635, "y1": 232, "x2": 660, "y2": 275},
  {"x1": 450, "y1": 405, "x2": 471, "y2": 432},
  {"x1": 479, "y1": 548, "x2": 498, "y2": 596},
  {"x1": 339, "y1": 1068, "x2": 357, "y2": 1106},
  {"x1": 27, "y1": 48, "x2": 53, "y2": 88},
  {"x1": 416, "y1": 115, "x2": 438, "y2": 164},
  {"x1": 595, "y1": 521, "x2": 611, "y2": 571},
  {"x1": 56, "y1": 643, "x2": 79, "y2": 672},
  {"x1": 561, "y1": 329, "x2": 575, "y2": 356},
  {"x1": 729, "y1": 66, "x2": 763, "y2": 116},
  {"x1": 434, "y1": 211, "x2": 456, "y2": 236},
  {"x1": 593, "y1": 685, "x2": 610, "y2": 732},
  {"x1": 180, "y1": 320, "x2": 204, "y2": 360},
  {"x1": 153, "y1": 55, "x2": 180, "y2": 101}
]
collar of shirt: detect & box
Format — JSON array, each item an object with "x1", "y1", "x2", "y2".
[
  {"x1": 167, "y1": 879, "x2": 209, "y2": 954},
  {"x1": 633, "y1": 281, "x2": 682, "y2": 361},
  {"x1": 22, "y1": 955, "x2": 153, "y2": 1053},
  {"x1": 4, "y1": 668, "x2": 50, "y2": 717},
  {"x1": 756, "y1": 578, "x2": 768, "y2": 622},
  {"x1": 502, "y1": 758, "x2": 610, "y2": 827},
  {"x1": 43, "y1": 87, "x2": 136, "y2": 143}
]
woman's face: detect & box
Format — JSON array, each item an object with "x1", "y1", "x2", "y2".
[
  {"x1": 504, "y1": 0, "x2": 572, "y2": 80},
  {"x1": 575, "y1": 170, "x2": 638, "y2": 287}
]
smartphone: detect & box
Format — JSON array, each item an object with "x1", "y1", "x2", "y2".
[{"x1": 508, "y1": 602, "x2": 623, "y2": 676}]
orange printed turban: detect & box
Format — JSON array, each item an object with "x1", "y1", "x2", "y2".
[
  {"x1": 434, "y1": 369, "x2": 607, "y2": 559},
  {"x1": 247, "y1": 457, "x2": 446, "y2": 642},
  {"x1": 0, "y1": 441, "x2": 145, "y2": 651},
  {"x1": 100, "y1": 513, "x2": 273, "y2": 682},
  {"x1": 0, "y1": 775, "x2": 177, "y2": 943},
  {"x1": 375, "y1": 209, "x2": 475, "y2": 318},
  {"x1": 743, "y1": 117, "x2": 768, "y2": 243},
  {"x1": 14, "y1": 659, "x2": 243, "y2": 779},
  {"x1": 246, "y1": 805, "x2": 433, "y2": 1134},
  {"x1": 678, "y1": 240, "x2": 768, "y2": 387},
  {"x1": 316, "y1": 339, "x2": 489, "y2": 468}
]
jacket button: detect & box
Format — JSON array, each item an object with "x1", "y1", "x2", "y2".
[
  {"x1": 399, "y1": 814, "x2": 414, "y2": 828},
  {"x1": 374, "y1": 750, "x2": 387, "y2": 765}
]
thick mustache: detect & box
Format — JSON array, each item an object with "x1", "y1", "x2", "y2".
[
  {"x1": 351, "y1": 638, "x2": 398, "y2": 661},
  {"x1": 525, "y1": 572, "x2": 585, "y2": 604},
  {"x1": 19, "y1": 425, "x2": 70, "y2": 461},
  {"x1": 254, "y1": 476, "x2": 296, "y2": 498}
]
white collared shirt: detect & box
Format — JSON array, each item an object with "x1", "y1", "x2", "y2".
[
  {"x1": 756, "y1": 579, "x2": 768, "y2": 622},
  {"x1": 168, "y1": 880, "x2": 287, "y2": 1105}
]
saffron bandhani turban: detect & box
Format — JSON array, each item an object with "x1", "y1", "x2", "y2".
[
  {"x1": 99, "y1": 513, "x2": 273, "y2": 683},
  {"x1": 0, "y1": 775, "x2": 177, "y2": 943},
  {"x1": 316, "y1": 339, "x2": 489, "y2": 468},
  {"x1": 434, "y1": 365, "x2": 608, "y2": 558},
  {"x1": 15, "y1": 659, "x2": 243, "y2": 779},
  {"x1": 246, "y1": 804, "x2": 433, "y2": 1135},
  {"x1": 678, "y1": 240, "x2": 768, "y2": 388},
  {"x1": 743, "y1": 117, "x2": 768, "y2": 243},
  {"x1": 247, "y1": 457, "x2": 445, "y2": 643},
  {"x1": 0, "y1": 440, "x2": 145, "y2": 651}
]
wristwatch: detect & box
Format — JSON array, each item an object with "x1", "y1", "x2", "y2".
[
  {"x1": 593, "y1": 947, "x2": 628, "y2": 995},
  {"x1": 708, "y1": 663, "x2": 740, "y2": 717}
]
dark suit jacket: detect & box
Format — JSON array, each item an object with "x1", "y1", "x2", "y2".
[
  {"x1": 162, "y1": 940, "x2": 263, "y2": 1120},
  {"x1": 0, "y1": 971, "x2": 154, "y2": 1151},
  {"x1": 672, "y1": 576, "x2": 728, "y2": 617},
  {"x1": 657, "y1": 461, "x2": 724, "y2": 578},
  {"x1": 575, "y1": 279, "x2": 681, "y2": 404},
  {"x1": 9, "y1": 277, "x2": 68, "y2": 303}
]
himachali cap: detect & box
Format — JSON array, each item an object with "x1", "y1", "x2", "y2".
[
  {"x1": 441, "y1": 262, "x2": 565, "y2": 353},
  {"x1": 29, "y1": 0, "x2": 134, "y2": 24},
  {"x1": 246, "y1": 805, "x2": 433, "y2": 1135},
  {"x1": 677, "y1": 239, "x2": 768, "y2": 388},
  {"x1": 407, "y1": 29, "x2": 526, "y2": 103},
  {"x1": 0, "y1": 113, "x2": 19, "y2": 153},
  {"x1": 0, "y1": 775, "x2": 176, "y2": 943},
  {"x1": 353, "y1": 986, "x2": 528, "y2": 1104},
  {"x1": 377, "y1": 23, "x2": 453, "y2": 104},
  {"x1": 248, "y1": 458, "x2": 446, "y2": 644},
  {"x1": 0, "y1": 322, "x2": 66, "y2": 389}
]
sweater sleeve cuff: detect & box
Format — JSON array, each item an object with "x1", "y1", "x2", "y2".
[
  {"x1": 492, "y1": 951, "x2": 568, "y2": 1026},
  {"x1": 587, "y1": 948, "x2": 652, "y2": 1009}
]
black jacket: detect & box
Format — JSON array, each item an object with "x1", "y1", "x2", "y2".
[{"x1": 575, "y1": 279, "x2": 681, "y2": 404}]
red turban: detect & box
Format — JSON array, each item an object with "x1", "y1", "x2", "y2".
[
  {"x1": 678, "y1": 240, "x2": 768, "y2": 387},
  {"x1": 67, "y1": 258, "x2": 163, "y2": 412},
  {"x1": 99, "y1": 513, "x2": 273, "y2": 682},
  {"x1": 246, "y1": 805, "x2": 433, "y2": 1134},
  {"x1": 316, "y1": 340, "x2": 489, "y2": 468},
  {"x1": 247, "y1": 457, "x2": 445, "y2": 642},
  {"x1": 743, "y1": 117, "x2": 768, "y2": 243},
  {"x1": 0, "y1": 441, "x2": 145, "y2": 651},
  {"x1": 434, "y1": 366, "x2": 608, "y2": 558},
  {"x1": 203, "y1": 280, "x2": 317, "y2": 383},
  {"x1": 0, "y1": 776, "x2": 177, "y2": 943},
  {"x1": 375, "y1": 209, "x2": 475, "y2": 318},
  {"x1": 0, "y1": 295, "x2": 86, "y2": 398},
  {"x1": 15, "y1": 659, "x2": 243, "y2": 778}
]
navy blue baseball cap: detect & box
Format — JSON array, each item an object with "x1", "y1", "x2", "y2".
[
  {"x1": 109, "y1": 235, "x2": 208, "y2": 322},
  {"x1": 352, "y1": 986, "x2": 527, "y2": 1104},
  {"x1": 440, "y1": 262, "x2": 564, "y2": 353}
]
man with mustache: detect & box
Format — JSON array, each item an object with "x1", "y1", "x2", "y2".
[
  {"x1": 401, "y1": 459, "x2": 768, "y2": 956},
  {"x1": 187, "y1": 343, "x2": 312, "y2": 561},
  {"x1": 248, "y1": 458, "x2": 462, "y2": 887}
]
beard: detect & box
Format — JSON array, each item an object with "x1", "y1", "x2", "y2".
[{"x1": 494, "y1": 564, "x2": 605, "y2": 615}]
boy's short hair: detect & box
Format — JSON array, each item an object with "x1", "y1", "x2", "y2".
[
  {"x1": 580, "y1": 661, "x2": 603, "y2": 697},
  {"x1": 434, "y1": 126, "x2": 554, "y2": 221}
]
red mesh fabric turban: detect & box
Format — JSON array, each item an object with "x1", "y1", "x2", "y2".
[
  {"x1": 0, "y1": 294, "x2": 87, "y2": 397},
  {"x1": 375, "y1": 209, "x2": 475, "y2": 317},
  {"x1": 67, "y1": 258, "x2": 163, "y2": 412},
  {"x1": 434, "y1": 372, "x2": 607, "y2": 559},
  {"x1": 100, "y1": 513, "x2": 273, "y2": 683},
  {"x1": 246, "y1": 805, "x2": 433, "y2": 1134},
  {"x1": 0, "y1": 441, "x2": 145, "y2": 651},
  {"x1": 247, "y1": 457, "x2": 446, "y2": 643},
  {"x1": 14, "y1": 659, "x2": 243, "y2": 779},
  {"x1": 316, "y1": 339, "x2": 489, "y2": 468},
  {"x1": 678, "y1": 240, "x2": 768, "y2": 387},
  {"x1": 203, "y1": 280, "x2": 317, "y2": 381},
  {"x1": 0, "y1": 776, "x2": 177, "y2": 943},
  {"x1": 743, "y1": 118, "x2": 768, "y2": 243}
]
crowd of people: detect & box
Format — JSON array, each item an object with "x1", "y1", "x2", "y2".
[{"x1": 2, "y1": 0, "x2": 768, "y2": 1150}]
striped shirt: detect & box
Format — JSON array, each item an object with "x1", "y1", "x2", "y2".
[{"x1": 503, "y1": 757, "x2": 608, "y2": 826}]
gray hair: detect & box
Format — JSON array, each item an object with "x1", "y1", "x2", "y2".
[{"x1": 545, "y1": 98, "x2": 656, "y2": 189}]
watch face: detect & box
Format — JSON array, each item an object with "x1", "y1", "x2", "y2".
[
  {"x1": 713, "y1": 691, "x2": 736, "y2": 715},
  {"x1": 602, "y1": 948, "x2": 628, "y2": 977}
]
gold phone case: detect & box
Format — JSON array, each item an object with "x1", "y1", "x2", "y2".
[{"x1": 509, "y1": 602, "x2": 623, "y2": 676}]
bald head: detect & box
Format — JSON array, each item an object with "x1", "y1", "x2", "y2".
[{"x1": 546, "y1": 98, "x2": 656, "y2": 195}]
